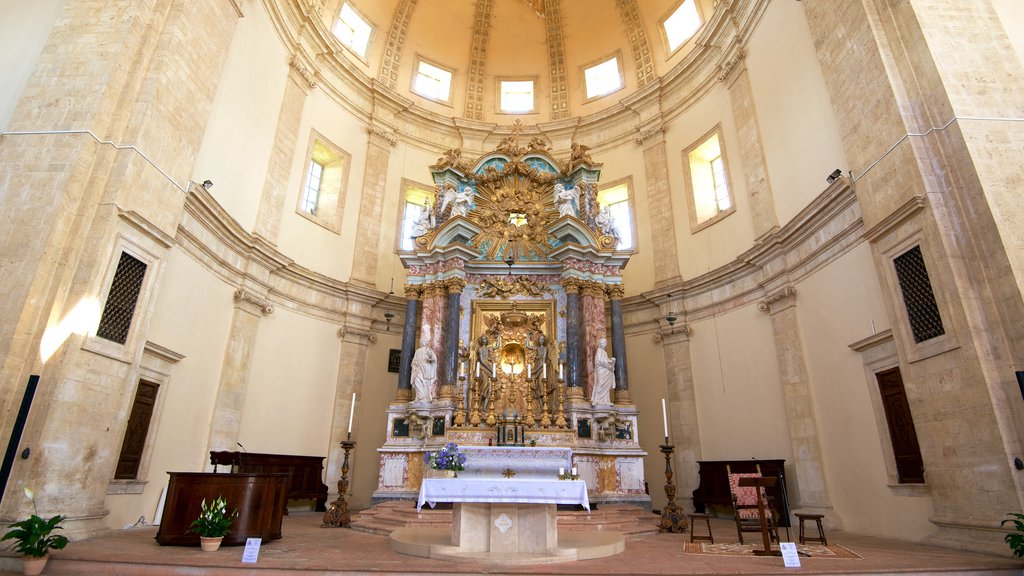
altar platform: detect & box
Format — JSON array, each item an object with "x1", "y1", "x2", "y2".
[{"x1": 2, "y1": 511, "x2": 1020, "y2": 576}]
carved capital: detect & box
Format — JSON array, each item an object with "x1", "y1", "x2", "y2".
[
  {"x1": 233, "y1": 289, "x2": 274, "y2": 315},
  {"x1": 288, "y1": 57, "x2": 317, "y2": 90},
  {"x1": 757, "y1": 285, "x2": 796, "y2": 314},
  {"x1": 653, "y1": 324, "x2": 691, "y2": 343},
  {"x1": 560, "y1": 277, "x2": 581, "y2": 294},
  {"x1": 580, "y1": 280, "x2": 608, "y2": 300},
  {"x1": 633, "y1": 125, "x2": 665, "y2": 146},
  {"x1": 368, "y1": 125, "x2": 398, "y2": 147},
  {"x1": 445, "y1": 277, "x2": 467, "y2": 294},
  {"x1": 716, "y1": 48, "x2": 746, "y2": 83},
  {"x1": 404, "y1": 284, "x2": 423, "y2": 300},
  {"x1": 422, "y1": 281, "x2": 448, "y2": 299},
  {"x1": 606, "y1": 284, "x2": 625, "y2": 300},
  {"x1": 337, "y1": 326, "x2": 377, "y2": 343}
]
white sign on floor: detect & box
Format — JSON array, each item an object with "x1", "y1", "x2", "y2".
[
  {"x1": 242, "y1": 538, "x2": 262, "y2": 563},
  {"x1": 779, "y1": 542, "x2": 800, "y2": 567}
]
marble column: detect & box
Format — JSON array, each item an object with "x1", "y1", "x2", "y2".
[
  {"x1": 253, "y1": 59, "x2": 315, "y2": 243},
  {"x1": 421, "y1": 282, "x2": 447, "y2": 400},
  {"x1": 396, "y1": 284, "x2": 421, "y2": 402},
  {"x1": 726, "y1": 66, "x2": 778, "y2": 240},
  {"x1": 580, "y1": 281, "x2": 609, "y2": 400},
  {"x1": 560, "y1": 278, "x2": 583, "y2": 394},
  {"x1": 441, "y1": 277, "x2": 466, "y2": 399},
  {"x1": 637, "y1": 129, "x2": 682, "y2": 286},
  {"x1": 350, "y1": 126, "x2": 397, "y2": 287},
  {"x1": 208, "y1": 290, "x2": 274, "y2": 452},
  {"x1": 608, "y1": 284, "x2": 630, "y2": 404},
  {"x1": 326, "y1": 324, "x2": 375, "y2": 503},
  {"x1": 759, "y1": 287, "x2": 835, "y2": 523},
  {"x1": 657, "y1": 321, "x2": 701, "y2": 512}
]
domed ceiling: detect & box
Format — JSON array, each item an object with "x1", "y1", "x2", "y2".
[{"x1": 321, "y1": 0, "x2": 719, "y2": 123}]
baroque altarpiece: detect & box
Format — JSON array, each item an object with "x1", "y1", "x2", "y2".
[{"x1": 373, "y1": 130, "x2": 649, "y2": 508}]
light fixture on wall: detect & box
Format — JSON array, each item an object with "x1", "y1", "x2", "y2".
[
  {"x1": 825, "y1": 169, "x2": 842, "y2": 184},
  {"x1": 383, "y1": 278, "x2": 395, "y2": 331},
  {"x1": 202, "y1": 179, "x2": 214, "y2": 190},
  {"x1": 665, "y1": 293, "x2": 678, "y2": 327},
  {"x1": 505, "y1": 239, "x2": 517, "y2": 275}
]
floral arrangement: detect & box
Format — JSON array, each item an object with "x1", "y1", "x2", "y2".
[
  {"x1": 1003, "y1": 512, "x2": 1024, "y2": 557},
  {"x1": 0, "y1": 488, "x2": 69, "y2": 558},
  {"x1": 424, "y1": 442, "x2": 467, "y2": 473},
  {"x1": 188, "y1": 496, "x2": 237, "y2": 538}
]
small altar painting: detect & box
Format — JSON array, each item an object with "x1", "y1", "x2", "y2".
[
  {"x1": 431, "y1": 416, "x2": 446, "y2": 436},
  {"x1": 388, "y1": 349, "x2": 402, "y2": 373},
  {"x1": 392, "y1": 418, "x2": 410, "y2": 437},
  {"x1": 576, "y1": 418, "x2": 591, "y2": 438}
]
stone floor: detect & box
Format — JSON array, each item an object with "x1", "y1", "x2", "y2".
[{"x1": 0, "y1": 512, "x2": 1021, "y2": 575}]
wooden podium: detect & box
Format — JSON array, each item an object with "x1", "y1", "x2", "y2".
[
  {"x1": 737, "y1": 476, "x2": 778, "y2": 556},
  {"x1": 155, "y1": 472, "x2": 288, "y2": 546}
]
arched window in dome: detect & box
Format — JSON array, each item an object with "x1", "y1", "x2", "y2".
[
  {"x1": 332, "y1": 2, "x2": 373, "y2": 60},
  {"x1": 596, "y1": 179, "x2": 635, "y2": 251},
  {"x1": 397, "y1": 180, "x2": 435, "y2": 251},
  {"x1": 412, "y1": 57, "x2": 454, "y2": 104},
  {"x1": 683, "y1": 126, "x2": 734, "y2": 232},
  {"x1": 661, "y1": 0, "x2": 702, "y2": 55},
  {"x1": 583, "y1": 54, "x2": 624, "y2": 101}
]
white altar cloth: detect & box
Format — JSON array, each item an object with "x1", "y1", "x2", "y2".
[{"x1": 417, "y1": 478, "x2": 589, "y2": 511}]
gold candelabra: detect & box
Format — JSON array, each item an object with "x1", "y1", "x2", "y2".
[
  {"x1": 554, "y1": 376, "x2": 567, "y2": 429},
  {"x1": 454, "y1": 374, "x2": 467, "y2": 426},
  {"x1": 469, "y1": 377, "x2": 482, "y2": 426},
  {"x1": 321, "y1": 433, "x2": 355, "y2": 528}
]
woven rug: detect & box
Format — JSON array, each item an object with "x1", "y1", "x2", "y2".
[{"x1": 683, "y1": 542, "x2": 861, "y2": 559}]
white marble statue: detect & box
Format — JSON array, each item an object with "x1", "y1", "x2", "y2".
[
  {"x1": 411, "y1": 325, "x2": 437, "y2": 404},
  {"x1": 452, "y1": 186, "x2": 473, "y2": 217},
  {"x1": 438, "y1": 182, "x2": 456, "y2": 216},
  {"x1": 555, "y1": 182, "x2": 579, "y2": 218},
  {"x1": 591, "y1": 337, "x2": 616, "y2": 406}
]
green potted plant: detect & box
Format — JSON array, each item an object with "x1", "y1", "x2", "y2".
[
  {"x1": 1, "y1": 489, "x2": 69, "y2": 575},
  {"x1": 188, "y1": 496, "x2": 237, "y2": 551},
  {"x1": 1002, "y1": 512, "x2": 1024, "y2": 557}
]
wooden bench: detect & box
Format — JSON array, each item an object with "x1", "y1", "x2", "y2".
[{"x1": 210, "y1": 451, "x2": 328, "y2": 512}]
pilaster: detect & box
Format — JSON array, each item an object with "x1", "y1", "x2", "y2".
[
  {"x1": 636, "y1": 129, "x2": 681, "y2": 286},
  {"x1": 350, "y1": 125, "x2": 397, "y2": 287},
  {"x1": 727, "y1": 66, "x2": 778, "y2": 240},
  {"x1": 655, "y1": 322, "x2": 700, "y2": 509}
]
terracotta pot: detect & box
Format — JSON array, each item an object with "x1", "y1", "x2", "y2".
[
  {"x1": 21, "y1": 555, "x2": 47, "y2": 576},
  {"x1": 199, "y1": 536, "x2": 223, "y2": 552}
]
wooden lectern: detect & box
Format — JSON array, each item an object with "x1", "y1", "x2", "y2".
[{"x1": 737, "y1": 476, "x2": 778, "y2": 556}]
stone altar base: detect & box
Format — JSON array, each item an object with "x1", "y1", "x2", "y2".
[{"x1": 389, "y1": 502, "x2": 625, "y2": 564}]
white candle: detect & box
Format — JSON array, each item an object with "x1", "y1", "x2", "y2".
[
  {"x1": 558, "y1": 363, "x2": 564, "y2": 380},
  {"x1": 492, "y1": 363, "x2": 496, "y2": 378},
  {"x1": 571, "y1": 466, "x2": 577, "y2": 476},
  {"x1": 559, "y1": 467, "x2": 565, "y2": 476},
  {"x1": 476, "y1": 361, "x2": 481, "y2": 378},
  {"x1": 348, "y1": 393, "x2": 356, "y2": 434},
  {"x1": 459, "y1": 362, "x2": 466, "y2": 377},
  {"x1": 527, "y1": 365, "x2": 531, "y2": 379},
  {"x1": 543, "y1": 364, "x2": 547, "y2": 379},
  {"x1": 661, "y1": 398, "x2": 668, "y2": 439}
]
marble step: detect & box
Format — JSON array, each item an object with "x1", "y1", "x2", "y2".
[{"x1": 351, "y1": 501, "x2": 660, "y2": 538}]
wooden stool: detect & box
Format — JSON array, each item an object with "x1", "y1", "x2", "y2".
[
  {"x1": 687, "y1": 512, "x2": 714, "y2": 543},
  {"x1": 795, "y1": 513, "x2": 827, "y2": 545}
]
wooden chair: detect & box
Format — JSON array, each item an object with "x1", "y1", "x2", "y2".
[{"x1": 726, "y1": 465, "x2": 779, "y2": 545}]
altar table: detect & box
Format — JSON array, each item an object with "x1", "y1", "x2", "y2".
[{"x1": 416, "y1": 478, "x2": 589, "y2": 559}]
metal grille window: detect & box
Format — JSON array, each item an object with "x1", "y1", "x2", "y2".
[
  {"x1": 893, "y1": 246, "x2": 945, "y2": 343},
  {"x1": 96, "y1": 252, "x2": 147, "y2": 344}
]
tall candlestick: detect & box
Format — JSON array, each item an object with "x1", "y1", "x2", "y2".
[
  {"x1": 348, "y1": 393, "x2": 356, "y2": 434},
  {"x1": 661, "y1": 398, "x2": 668, "y2": 439}
]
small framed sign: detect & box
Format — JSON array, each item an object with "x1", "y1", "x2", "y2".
[{"x1": 388, "y1": 349, "x2": 402, "y2": 373}]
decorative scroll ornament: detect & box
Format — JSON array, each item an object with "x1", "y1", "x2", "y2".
[
  {"x1": 233, "y1": 289, "x2": 274, "y2": 315},
  {"x1": 337, "y1": 326, "x2": 377, "y2": 343},
  {"x1": 288, "y1": 57, "x2": 317, "y2": 89},
  {"x1": 477, "y1": 276, "x2": 550, "y2": 299},
  {"x1": 367, "y1": 125, "x2": 397, "y2": 146},
  {"x1": 716, "y1": 48, "x2": 746, "y2": 83},
  {"x1": 757, "y1": 285, "x2": 796, "y2": 313},
  {"x1": 653, "y1": 324, "x2": 691, "y2": 343},
  {"x1": 633, "y1": 125, "x2": 665, "y2": 145}
]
